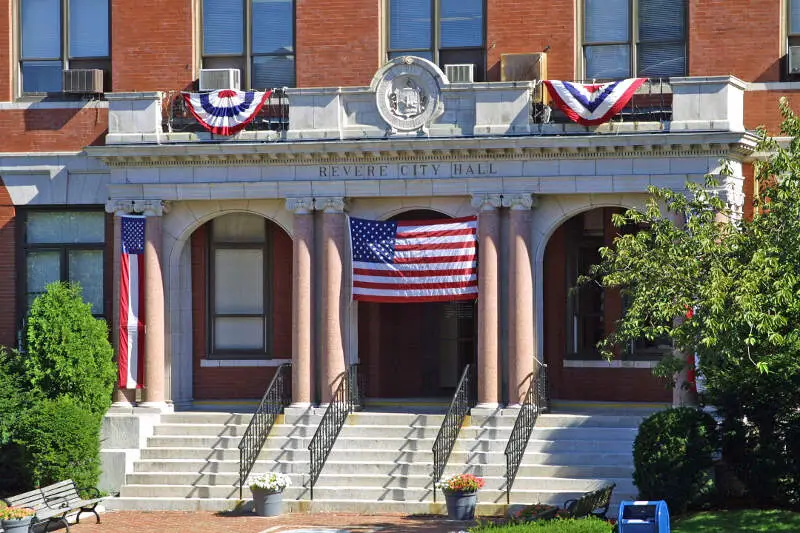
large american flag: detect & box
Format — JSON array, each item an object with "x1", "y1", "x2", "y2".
[
  {"x1": 119, "y1": 215, "x2": 146, "y2": 389},
  {"x1": 349, "y1": 216, "x2": 478, "y2": 303}
]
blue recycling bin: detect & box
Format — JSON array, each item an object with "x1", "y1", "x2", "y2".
[{"x1": 617, "y1": 500, "x2": 670, "y2": 533}]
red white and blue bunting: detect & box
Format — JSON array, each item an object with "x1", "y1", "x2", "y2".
[
  {"x1": 542, "y1": 78, "x2": 647, "y2": 126},
  {"x1": 182, "y1": 89, "x2": 273, "y2": 136}
]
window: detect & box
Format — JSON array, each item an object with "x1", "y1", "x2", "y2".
[
  {"x1": 19, "y1": 0, "x2": 110, "y2": 94},
  {"x1": 21, "y1": 210, "x2": 106, "y2": 319},
  {"x1": 789, "y1": 0, "x2": 800, "y2": 75},
  {"x1": 582, "y1": 0, "x2": 686, "y2": 80},
  {"x1": 209, "y1": 213, "x2": 273, "y2": 357},
  {"x1": 201, "y1": 0, "x2": 295, "y2": 89},
  {"x1": 387, "y1": 0, "x2": 485, "y2": 81}
]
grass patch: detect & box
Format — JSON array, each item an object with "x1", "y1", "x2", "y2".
[
  {"x1": 672, "y1": 509, "x2": 800, "y2": 533},
  {"x1": 470, "y1": 517, "x2": 613, "y2": 532}
]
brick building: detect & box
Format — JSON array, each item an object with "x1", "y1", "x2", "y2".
[{"x1": 0, "y1": 1, "x2": 797, "y2": 414}]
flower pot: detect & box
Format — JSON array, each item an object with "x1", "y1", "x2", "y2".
[
  {"x1": 444, "y1": 491, "x2": 477, "y2": 521},
  {"x1": 251, "y1": 488, "x2": 283, "y2": 517},
  {"x1": 1, "y1": 516, "x2": 34, "y2": 533}
]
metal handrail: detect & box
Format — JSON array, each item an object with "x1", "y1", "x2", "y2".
[
  {"x1": 503, "y1": 359, "x2": 549, "y2": 504},
  {"x1": 308, "y1": 366, "x2": 360, "y2": 499},
  {"x1": 432, "y1": 364, "x2": 474, "y2": 503},
  {"x1": 238, "y1": 362, "x2": 292, "y2": 499}
]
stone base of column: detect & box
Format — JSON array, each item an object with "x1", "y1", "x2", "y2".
[{"x1": 137, "y1": 401, "x2": 173, "y2": 413}]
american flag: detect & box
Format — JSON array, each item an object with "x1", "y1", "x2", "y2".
[
  {"x1": 349, "y1": 216, "x2": 478, "y2": 302},
  {"x1": 119, "y1": 215, "x2": 146, "y2": 389}
]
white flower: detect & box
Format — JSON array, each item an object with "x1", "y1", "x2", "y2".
[{"x1": 248, "y1": 472, "x2": 292, "y2": 493}]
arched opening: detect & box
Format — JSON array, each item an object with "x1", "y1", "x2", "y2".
[
  {"x1": 189, "y1": 212, "x2": 293, "y2": 400},
  {"x1": 356, "y1": 209, "x2": 477, "y2": 400},
  {"x1": 543, "y1": 206, "x2": 671, "y2": 402}
]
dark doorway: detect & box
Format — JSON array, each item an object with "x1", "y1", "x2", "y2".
[{"x1": 356, "y1": 210, "x2": 477, "y2": 399}]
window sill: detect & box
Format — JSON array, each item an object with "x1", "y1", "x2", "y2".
[
  {"x1": 563, "y1": 359, "x2": 660, "y2": 369},
  {"x1": 200, "y1": 358, "x2": 290, "y2": 368},
  {"x1": 1, "y1": 99, "x2": 108, "y2": 110}
]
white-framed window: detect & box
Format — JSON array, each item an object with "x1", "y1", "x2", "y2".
[
  {"x1": 788, "y1": 0, "x2": 800, "y2": 73},
  {"x1": 209, "y1": 213, "x2": 274, "y2": 358},
  {"x1": 387, "y1": 0, "x2": 485, "y2": 81},
  {"x1": 21, "y1": 209, "x2": 107, "y2": 318},
  {"x1": 201, "y1": 0, "x2": 295, "y2": 89},
  {"x1": 582, "y1": 0, "x2": 686, "y2": 80},
  {"x1": 19, "y1": 0, "x2": 110, "y2": 94}
]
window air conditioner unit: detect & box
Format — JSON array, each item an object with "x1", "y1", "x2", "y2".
[
  {"x1": 789, "y1": 46, "x2": 800, "y2": 75},
  {"x1": 62, "y1": 69, "x2": 104, "y2": 94},
  {"x1": 501, "y1": 52, "x2": 548, "y2": 82},
  {"x1": 445, "y1": 64, "x2": 475, "y2": 83},
  {"x1": 199, "y1": 68, "x2": 241, "y2": 91}
]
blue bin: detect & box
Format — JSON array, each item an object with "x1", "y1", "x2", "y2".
[{"x1": 617, "y1": 500, "x2": 670, "y2": 533}]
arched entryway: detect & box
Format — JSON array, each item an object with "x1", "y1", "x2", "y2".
[
  {"x1": 543, "y1": 206, "x2": 671, "y2": 403},
  {"x1": 188, "y1": 212, "x2": 294, "y2": 400},
  {"x1": 356, "y1": 209, "x2": 477, "y2": 400}
]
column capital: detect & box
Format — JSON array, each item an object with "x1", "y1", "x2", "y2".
[
  {"x1": 470, "y1": 193, "x2": 502, "y2": 211},
  {"x1": 317, "y1": 197, "x2": 347, "y2": 213},
  {"x1": 106, "y1": 199, "x2": 169, "y2": 216},
  {"x1": 502, "y1": 194, "x2": 537, "y2": 211},
  {"x1": 285, "y1": 197, "x2": 315, "y2": 214}
]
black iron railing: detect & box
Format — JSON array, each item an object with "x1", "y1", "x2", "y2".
[
  {"x1": 503, "y1": 359, "x2": 549, "y2": 504},
  {"x1": 348, "y1": 363, "x2": 365, "y2": 410},
  {"x1": 238, "y1": 362, "x2": 292, "y2": 499},
  {"x1": 164, "y1": 88, "x2": 289, "y2": 135},
  {"x1": 308, "y1": 367, "x2": 360, "y2": 499},
  {"x1": 532, "y1": 78, "x2": 672, "y2": 125},
  {"x1": 432, "y1": 364, "x2": 474, "y2": 503}
]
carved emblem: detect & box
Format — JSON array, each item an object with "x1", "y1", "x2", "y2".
[
  {"x1": 389, "y1": 77, "x2": 427, "y2": 119},
  {"x1": 374, "y1": 57, "x2": 444, "y2": 134}
]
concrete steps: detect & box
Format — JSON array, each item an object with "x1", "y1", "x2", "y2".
[{"x1": 106, "y1": 407, "x2": 647, "y2": 515}]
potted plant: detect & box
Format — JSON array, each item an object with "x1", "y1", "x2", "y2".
[
  {"x1": 248, "y1": 472, "x2": 292, "y2": 517},
  {"x1": 437, "y1": 473, "x2": 485, "y2": 520},
  {"x1": 0, "y1": 506, "x2": 35, "y2": 533}
]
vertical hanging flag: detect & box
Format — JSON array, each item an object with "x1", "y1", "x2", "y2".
[
  {"x1": 119, "y1": 215, "x2": 146, "y2": 389},
  {"x1": 349, "y1": 216, "x2": 478, "y2": 303},
  {"x1": 542, "y1": 78, "x2": 647, "y2": 126}
]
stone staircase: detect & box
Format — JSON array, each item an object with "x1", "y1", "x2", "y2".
[{"x1": 105, "y1": 405, "x2": 649, "y2": 515}]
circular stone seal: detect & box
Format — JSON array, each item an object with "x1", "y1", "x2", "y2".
[{"x1": 375, "y1": 57, "x2": 443, "y2": 132}]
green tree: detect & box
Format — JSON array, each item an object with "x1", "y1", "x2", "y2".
[
  {"x1": 24, "y1": 281, "x2": 115, "y2": 418},
  {"x1": 587, "y1": 98, "x2": 800, "y2": 507}
]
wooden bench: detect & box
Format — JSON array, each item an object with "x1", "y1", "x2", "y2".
[
  {"x1": 1, "y1": 479, "x2": 107, "y2": 532},
  {"x1": 562, "y1": 482, "x2": 616, "y2": 519}
]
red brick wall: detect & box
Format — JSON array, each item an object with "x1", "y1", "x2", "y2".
[
  {"x1": 295, "y1": 0, "x2": 380, "y2": 88},
  {"x1": 544, "y1": 209, "x2": 672, "y2": 403},
  {"x1": 0, "y1": 108, "x2": 108, "y2": 151},
  {"x1": 191, "y1": 220, "x2": 292, "y2": 400},
  {"x1": 111, "y1": 0, "x2": 196, "y2": 92},
  {"x1": 0, "y1": 178, "x2": 15, "y2": 348},
  {"x1": 744, "y1": 91, "x2": 800, "y2": 133},
  {"x1": 0, "y1": 0, "x2": 11, "y2": 102},
  {"x1": 486, "y1": 0, "x2": 575, "y2": 82},
  {"x1": 689, "y1": 0, "x2": 781, "y2": 82}
]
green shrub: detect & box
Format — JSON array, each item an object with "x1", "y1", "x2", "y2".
[
  {"x1": 0, "y1": 347, "x2": 34, "y2": 495},
  {"x1": 633, "y1": 407, "x2": 719, "y2": 514},
  {"x1": 13, "y1": 397, "x2": 101, "y2": 489},
  {"x1": 24, "y1": 282, "x2": 115, "y2": 418},
  {"x1": 471, "y1": 517, "x2": 614, "y2": 533}
]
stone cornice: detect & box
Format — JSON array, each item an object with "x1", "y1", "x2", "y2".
[{"x1": 86, "y1": 131, "x2": 760, "y2": 169}]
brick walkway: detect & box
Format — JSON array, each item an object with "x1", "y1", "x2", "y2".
[{"x1": 72, "y1": 511, "x2": 483, "y2": 533}]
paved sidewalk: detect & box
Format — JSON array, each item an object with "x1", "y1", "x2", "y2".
[{"x1": 73, "y1": 511, "x2": 485, "y2": 533}]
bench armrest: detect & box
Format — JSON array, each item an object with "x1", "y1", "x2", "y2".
[
  {"x1": 78, "y1": 487, "x2": 102, "y2": 499},
  {"x1": 562, "y1": 498, "x2": 577, "y2": 510}
]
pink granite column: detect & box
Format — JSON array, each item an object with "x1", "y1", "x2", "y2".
[
  {"x1": 108, "y1": 206, "x2": 136, "y2": 407},
  {"x1": 504, "y1": 194, "x2": 534, "y2": 405},
  {"x1": 141, "y1": 202, "x2": 167, "y2": 408},
  {"x1": 287, "y1": 198, "x2": 315, "y2": 406},
  {"x1": 320, "y1": 198, "x2": 346, "y2": 404},
  {"x1": 473, "y1": 194, "x2": 501, "y2": 407}
]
